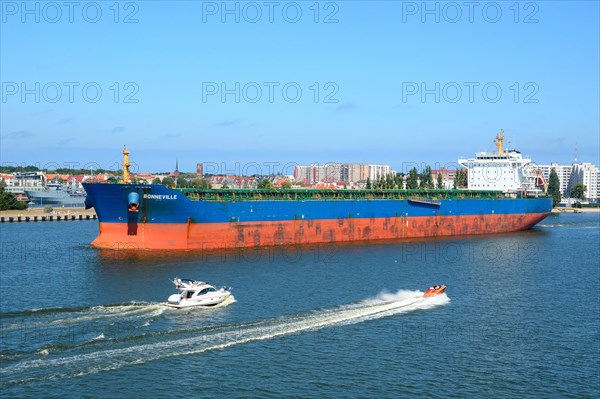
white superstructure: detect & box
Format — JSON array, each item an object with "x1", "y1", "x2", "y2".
[{"x1": 458, "y1": 131, "x2": 545, "y2": 195}]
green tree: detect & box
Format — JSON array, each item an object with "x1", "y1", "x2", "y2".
[
  {"x1": 281, "y1": 181, "x2": 292, "y2": 189},
  {"x1": 366, "y1": 177, "x2": 372, "y2": 189},
  {"x1": 152, "y1": 177, "x2": 162, "y2": 184},
  {"x1": 162, "y1": 177, "x2": 174, "y2": 187},
  {"x1": 375, "y1": 174, "x2": 383, "y2": 189},
  {"x1": 176, "y1": 178, "x2": 187, "y2": 188},
  {"x1": 427, "y1": 168, "x2": 435, "y2": 189},
  {"x1": 190, "y1": 178, "x2": 211, "y2": 189},
  {"x1": 0, "y1": 165, "x2": 40, "y2": 173},
  {"x1": 436, "y1": 172, "x2": 443, "y2": 189},
  {"x1": 461, "y1": 170, "x2": 468, "y2": 187},
  {"x1": 394, "y1": 173, "x2": 404, "y2": 189},
  {"x1": 107, "y1": 176, "x2": 119, "y2": 184},
  {"x1": 407, "y1": 167, "x2": 419, "y2": 190},
  {"x1": 257, "y1": 179, "x2": 272, "y2": 189},
  {"x1": 454, "y1": 169, "x2": 468, "y2": 189},
  {"x1": 570, "y1": 183, "x2": 586, "y2": 200},
  {"x1": 385, "y1": 173, "x2": 394, "y2": 189},
  {"x1": 0, "y1": 181, "x2": 27, "y2": 210},
  {"x1": 547, "y1": 168, "x2": 562, "y2": 207},
  {"x1": 14, "y1": 201, "x2": 27, "y2": 210},
  {"x1": 420, "y1": 165, "x2": 434, "y2": 189},
  {"x1": 44, "y1": 205, "x2": 54, "y2": 213}
]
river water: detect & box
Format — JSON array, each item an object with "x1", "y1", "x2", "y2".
[{"x1": 1, "y1": 212, "x2": 598, "y2": 398}]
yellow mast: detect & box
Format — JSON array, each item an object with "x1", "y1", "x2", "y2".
[
  {"x1": 495, "y1": 129, "x2": 505, "y2": 155},
  {"x1": 122, "y1": 145, "x2": 131, "y2": 183}
]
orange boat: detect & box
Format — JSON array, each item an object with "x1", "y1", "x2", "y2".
[{"x1": 423, "y1": 285, "x2": 446, "y2": 297}]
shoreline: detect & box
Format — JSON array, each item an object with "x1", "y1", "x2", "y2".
[
  {"x1": 0, "y1": 208, "x2": 97, "y2": 217},
  {"x1": 552, "y1": 207, "x2": 600, "y2": 213}
]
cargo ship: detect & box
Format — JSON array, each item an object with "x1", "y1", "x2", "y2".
[{"x1": 83, "y1": 137, "x2": 552, "y2": 250}]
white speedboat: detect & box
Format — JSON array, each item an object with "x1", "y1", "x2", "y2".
[{"x1": 166, "y1": 278, "x2": 233, "y2": 308}]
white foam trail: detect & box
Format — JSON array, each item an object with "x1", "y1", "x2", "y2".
[
  {"x1": 2, "y1": 304, "x2": 165, "y2": 332},
  {"x1": 0, "y1": 290, "x2": 448, "y2": 385}
]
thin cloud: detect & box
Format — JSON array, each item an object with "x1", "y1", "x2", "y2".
[
  {"x1": 58, "y1": 137, "x2": 75, "y2": 145},
  {"x1": 215, "y1": 119, "x2": 240, "y2": 127},
  {"x1": 58, "y1": 118, "x2": 72, "y2": 124},
  {"x1": 2, "y1": 130, "x2": 34, "y2": 140},
  {"x1": 110, "y1": 126, "x2": 125, "y2": 134},
  {"x1": 335, "y1": 102, "x2": 356, "y2": 111}
]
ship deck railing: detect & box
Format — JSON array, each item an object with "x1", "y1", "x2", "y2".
[{"x1": 178, "y1": 188, "x2": 512, "y2": 202}]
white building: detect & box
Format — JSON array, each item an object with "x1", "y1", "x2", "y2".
[
  {"x1": 294, "y1": 163, "x2": 394, "y2": 184},
  {"x1": 569, "y1": 162, "x2": 600, "y2": 200},
  {"x1": 294, "y1": 165, "x2": 317, "y2": 184},
  {"x1": 0, "y1": 173, "x2": 15, "y2": 187},
  {"x1": 3, "y1": 171, "x2": 47, "y2": 193},
  {"x1": 368, "y1": 165, "x2": 394, "y2": 182},
  {"x1": 539, "y1": 162, "x2": 600, "y2": 200},
  {"x1": 319, "y1": 163, "x2": 342, "y2": 183},
  {"x1": 539, "y1": 163, "x2": 573, "y2": 197},
  {"x1": 432, "y1": 169, "x2": 457, "y2": 190}
]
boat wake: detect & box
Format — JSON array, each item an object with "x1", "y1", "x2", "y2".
[
  {"x1": 0, "y1": 290, "x2": 448, "y2": 386},
  {"x1": 1, "y1": 302, "x2": 166, "y2": 332}
]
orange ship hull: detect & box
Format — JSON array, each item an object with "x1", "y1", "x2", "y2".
[{"x1": 91, "y1": 212, "x2": 550, "y2": 250}]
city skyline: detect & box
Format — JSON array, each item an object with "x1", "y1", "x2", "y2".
[{"x1": 0, "y1": 141, "x2": 597, "y2": 177}]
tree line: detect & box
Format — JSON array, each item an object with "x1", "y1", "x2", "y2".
[{"x1": 365, "y1": 167, "x2": 468, "y2": 190}]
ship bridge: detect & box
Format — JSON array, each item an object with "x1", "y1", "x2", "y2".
[{"x1": 458, "y1": 132, "x2": 545, "y2": 196}]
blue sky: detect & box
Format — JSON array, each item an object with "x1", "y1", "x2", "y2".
[{"x1": 1, "y1": 1, "x2": 599, "y2": 174}]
